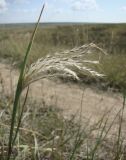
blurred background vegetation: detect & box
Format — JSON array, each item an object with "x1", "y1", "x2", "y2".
[{"x1": 0, "y1": 23, "x2": 126, "y2": 89}]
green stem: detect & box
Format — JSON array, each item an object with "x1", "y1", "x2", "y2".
[{"x1": 7, "y1": 4, "x2": 45, "y2": 160}]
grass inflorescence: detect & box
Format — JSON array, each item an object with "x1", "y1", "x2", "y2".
[{"x1": 0, "y1": 2, "x2": 126, "y2": 160}]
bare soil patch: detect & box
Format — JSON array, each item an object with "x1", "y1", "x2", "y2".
[{"x1": 0, "y1": 61, "x2": 124, "y2": 124}]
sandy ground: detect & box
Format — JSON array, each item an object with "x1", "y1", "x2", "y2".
[{"x1": 0, "y1": 61, "x2": 125, "y2": 127}]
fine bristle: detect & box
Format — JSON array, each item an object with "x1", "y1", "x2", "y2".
[{"x1": 24, "y1": 43, "x2": 106, "y2": 87}]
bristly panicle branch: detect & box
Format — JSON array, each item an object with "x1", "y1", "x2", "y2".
[{"x1": 24, "y1": 43, "x2": 107, "y2": 87}]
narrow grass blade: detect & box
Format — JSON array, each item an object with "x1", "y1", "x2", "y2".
[
  {"x1": 12, "y1": 86, "x2": 29, "y2": 147},
  {"x1": 115, "y1": 93, "x2": 125, "y2": 160},
  {"x1": 7, "y1": 4, "x2": 45, "y2": 160}
]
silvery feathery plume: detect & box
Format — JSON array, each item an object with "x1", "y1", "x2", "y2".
[{"x1": 23, "y1": 43, "x2": 107, "y2": 88}]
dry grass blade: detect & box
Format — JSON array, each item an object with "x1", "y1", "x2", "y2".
[{"x1": 24, "y1": 43, "x2": 106, "y2": 87}]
